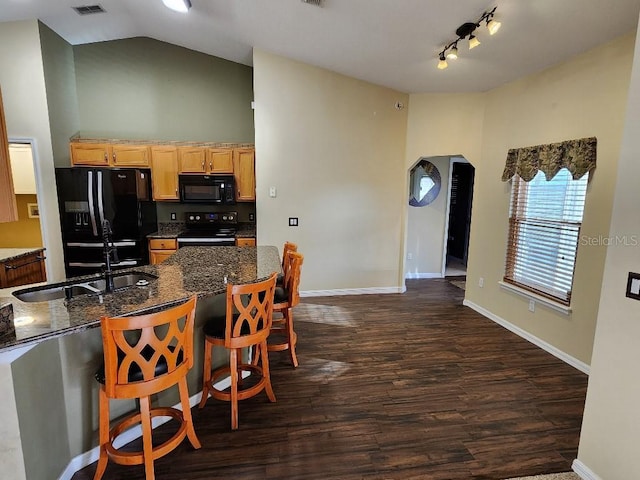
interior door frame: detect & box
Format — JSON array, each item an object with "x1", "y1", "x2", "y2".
[
  {"x1": 440, "y1": 156, "x2": 470, "y2": 277},
  {"x1": 8, "y1": 137, "x2": 51, "y2": 277}
]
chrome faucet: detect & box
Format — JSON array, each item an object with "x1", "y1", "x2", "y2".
[{"x1": 102, "y1": 220, "x2": 119, "y2": 292}]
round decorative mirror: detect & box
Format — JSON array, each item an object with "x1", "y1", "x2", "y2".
[{"x1": 409, "y1": 159, "x2": 441, "y2": 206}]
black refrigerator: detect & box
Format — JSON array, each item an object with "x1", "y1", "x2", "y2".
[{"x1": 55, "y1": 167, "x2": 157, "y2": 278}]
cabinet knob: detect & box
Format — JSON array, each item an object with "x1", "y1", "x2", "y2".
[
  {"x1": 209, "y1": 161, "x2": 213, "y2": 170},
  {"x1": 112, "y1": 153, "x2": 116, "y2": 162},
  {"x1": 201, "y1": 160, "x2": 205, "y2": 169}
]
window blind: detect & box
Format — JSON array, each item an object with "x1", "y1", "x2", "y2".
[{"x1": 504, "y1": 169, "x2": 588, "y2": 305}]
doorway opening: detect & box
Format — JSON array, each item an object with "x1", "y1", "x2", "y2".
[
  {"x1": 443, "y1": 158, "x2": 475, "y2": 277},
  {"x1": 0, "y1": 141, "x2": 44, "y2": 250}
]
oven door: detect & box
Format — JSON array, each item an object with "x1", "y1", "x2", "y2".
[{"x1": 177, "y1": 237, "x2": 236, "y2": 248}]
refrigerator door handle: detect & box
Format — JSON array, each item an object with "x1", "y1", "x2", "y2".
[
  {"x1": 97, "y1": 170, "x2": 105, "y2": 228},
  {"x1": 88, "y1": 170, "x2": 98, "y2": 236}
]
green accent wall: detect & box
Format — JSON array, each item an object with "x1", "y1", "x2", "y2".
[
  {"x1": 38, "y1": 22, "x2": 81, "y2": 167},
  {"x1": 73, "y1": 37, "x2": 254, "y2": 143}
]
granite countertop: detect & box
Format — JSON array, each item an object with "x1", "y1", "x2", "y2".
[
  {"x1": 147, "y1": 222, "x2": 256, "y2": 239},
  {"x1": 0, "y1": 248, "x2": 46, "y2": 263},
  {"x1": 0, "y1": 245, "x2": 280, "y2": 352}
]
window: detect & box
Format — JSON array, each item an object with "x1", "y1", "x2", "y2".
[{"x1": 504, "y1": 168, "x2": 588, "y2": 305}]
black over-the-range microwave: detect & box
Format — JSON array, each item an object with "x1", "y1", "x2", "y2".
[{"x1": 178, "y1": 174, "x2": 236, "y2": 204}]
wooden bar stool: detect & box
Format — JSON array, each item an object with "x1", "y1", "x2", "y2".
[
  {"x1": 278, "y1": 241, "x2": 298, "y2": 285},
  {"x1": 93, "y1": 296, "x2": 201, "y2": 480},
  {"x1": 269, "y1": 251, "x2": 304, "y2": 367},
  {"x1": 198, "y1": 272, "x2": 278, "y2": 430}
]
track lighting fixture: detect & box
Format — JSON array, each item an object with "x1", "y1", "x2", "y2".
[{"x1": 436, "y1": 6, "x2": 500, "y2": 69}]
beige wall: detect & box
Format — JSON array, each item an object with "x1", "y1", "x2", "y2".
[
  {"x1": 402, "y1": 94, "x2": 485, "y2": 280},
  {"x1": 577, "y1": 19, "x2": 640, "y2": 479},
  {"x1": 0, "y1": 195, "x2": 42, "y2": 248},
  {"x1": 253, "y1": 50, "x2": 409, "y2": 293},
  {"x1": 0, "y1": 20, "x2": 65, "y2": 281},
  {"x1": 464, "y1": 32, "x2": 634, "y2": 365}
]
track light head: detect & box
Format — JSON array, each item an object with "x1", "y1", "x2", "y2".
[
  {"x1": 487, "y1": 18, "x2": 501, "y2": 35},
  {"x1": 446, "y1": 44, "x2": 458, "y2": 60},
  {"x1": 437, "y1": 52, "x2": 448, "y2": 70},
  {"x1": 468, "y1": 34, "x2": 481, "y2": 50}
]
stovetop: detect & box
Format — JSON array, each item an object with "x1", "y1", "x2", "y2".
[{"x1": 179, "y1": 211, "x2": 237, "y2": 239}]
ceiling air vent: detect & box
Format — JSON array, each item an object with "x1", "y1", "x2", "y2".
[
  {"x1": 73, "y1": 5, "x2": 106, "y2": 15},
  {"x1": 301, "y1": 0, "x2": 323, "y2": 7}
]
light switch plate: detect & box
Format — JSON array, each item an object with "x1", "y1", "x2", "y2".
[{"x1": 626, "y1": 272, "x2": 640, "y2": 300}]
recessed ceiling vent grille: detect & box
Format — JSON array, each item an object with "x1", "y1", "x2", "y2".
[
  {"x1": 73, "y1": 5, "x2": 106, "y2": 15},
  {"x1": 301, "y1": 0, "x2": 323, "y2": 7}
]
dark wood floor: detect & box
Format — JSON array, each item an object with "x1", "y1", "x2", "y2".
[{"x1": 73, "y1": 278, "x2": 588, "y2": 480}]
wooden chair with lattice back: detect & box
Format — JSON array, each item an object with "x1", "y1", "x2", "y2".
[
  {"x1": 279, "y1": 241, "x2": 298, "y2": 285},
  {"x1": 198, "y1": 272, "x2": 278, "y2": 430},
  {"x1": 93, "y1": 296, "x2": 201, "y2": 480},
  {"x1": 268, "y1": 251, "x2": 304, "y2": 367}
]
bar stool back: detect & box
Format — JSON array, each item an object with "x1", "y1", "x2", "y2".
[{"x1": 93, "y1": 296, "x2": 200, "y2": 480}]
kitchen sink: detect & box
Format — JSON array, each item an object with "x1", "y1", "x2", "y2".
[{"x1": 12, "y1": 271, "x2": 157, "y2": 303}]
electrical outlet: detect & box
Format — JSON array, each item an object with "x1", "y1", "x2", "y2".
[
  {"x1": 478, "y1": 277, "x2": 484, "y2": 288},
  {"x1": 249, "y1": 213, "x2": 255, "y2": 222},
  {"x1": 170, "y1": 212, "x2": 177, "y2": 221},
  {"x1": 529, "y1": 300, "x2": 535, "y2": 312},
  {"x1": 407, "y1": 252, "x2": 412, "y2": 260},
  {"x1": 288, "y1": 217, "x2": 298, "y2": 227}
]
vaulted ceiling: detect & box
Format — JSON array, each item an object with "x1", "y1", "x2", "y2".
[{"x1": 2, "y1": 0, "x2": 640, "y2": 93}]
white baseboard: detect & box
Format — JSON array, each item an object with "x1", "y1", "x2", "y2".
[
  {"x1": 463, "y1": 299, "x2": 590, "y2": 375},
  {"x1": 58, "y1": 374, "x2": 241, "y2": 480},
  {"x1": 572, "y1": 459, "x2": 603, "y2": 480},
  {"x1": 301, "y1": 286, "x2": 405, "y2": 297},
  {"x1": 405, "y1": 272, "x2": 442, "y2": 279}
]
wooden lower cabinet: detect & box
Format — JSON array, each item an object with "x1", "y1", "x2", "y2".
[
  {"x1": 148, "y1": 238, "x2": 178, "y2": 264},
  {"x1": 236, "y1": 237, "x2": 256, "y2": 247},
  {"x1": 0, "y1": 250, "x2": 47, "y2": 288}
]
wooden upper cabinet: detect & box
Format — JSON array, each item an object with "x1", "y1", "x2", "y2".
[
  {"x1": 0, "y1": 87, "x2": 18, "y2": 223},
  {"x1": 233, "y1": 148, "x2": 255, "y2": 202},
  {"x1": 179, "y1": 147, "x2": 233, "y2": 174},
  {"x1": 112, "y1": 144, "x2": 150, "y2": 167},
  {"x1": 207, "y1": 148, "x2": 234, "y2": 174},
  {"x1": 178, "y1": 146, "x2": 206, "y2": 173},
  {"x1": 70, "y1": 142, "x2": 111, "y2": 166},
  {"x1": 150, "y1": 146, "x2": 179, "y2": 201}
]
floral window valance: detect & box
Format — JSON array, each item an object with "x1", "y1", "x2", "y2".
[{"x1": 501, "y1": 137, "x2": 597, "y2": 182}]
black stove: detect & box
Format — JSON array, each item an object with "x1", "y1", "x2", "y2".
[{"x1": 177, "y1": 211, "x2": 237, "y2": 247}]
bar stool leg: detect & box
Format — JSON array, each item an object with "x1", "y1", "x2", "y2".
[
  {"x1": 261, "y1": 341, "x2": 276, "y2": 402},
  {"x1": 179, "y1": 376, "x2": 201, "y2": 449},
  {"x1": 284, "y1": 309, "x2": 299, "y2": 368},
  {"x1": 139, "y1": 396, "x2": 155, "y2": 480},
  {"x1": 93, "y1": 388, "x2": 110, "y2": 480},
  {"x1": 199, "y1": 341, "x2": 212, "y2": 408},
  {"x1": 230, "y1": 349, "x2": 239, "y2": 430}
]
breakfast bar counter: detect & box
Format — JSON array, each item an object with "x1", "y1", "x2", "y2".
[
  {"x1": 0, "y1": 245, "x2": 281, "y2": 352},
  {"x1": 0, "y1": 245, "x2": 282, "y2": 480}
]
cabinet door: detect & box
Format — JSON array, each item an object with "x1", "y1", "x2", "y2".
[
  {"x1": 150, "y1": 147, "x2": 179, "y2": 200},
  {"x1": 233, "y1": 148, "x2": 256, "y2": 202},
  {"x1": 70, "y1": 143, "x2": 111, "y2": 166},
  {"x1": 112, "y1": 144, "x2": 150, "y2": 167},
  {"x1": 0, "y1": 87, "x2": 18, "y2": 223},
  {"x1": 236, "y1": 237, "x2": 256, "y2": 247},
  {"x1": 207, "y1": 148, "x2": 233, "y2": 173},
  {"x1": 150, "y1": 250, "x2": 176, "y2": 265},
  {"x1": 179, "y1": 147, "x2": 206, "y2": 173}
]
